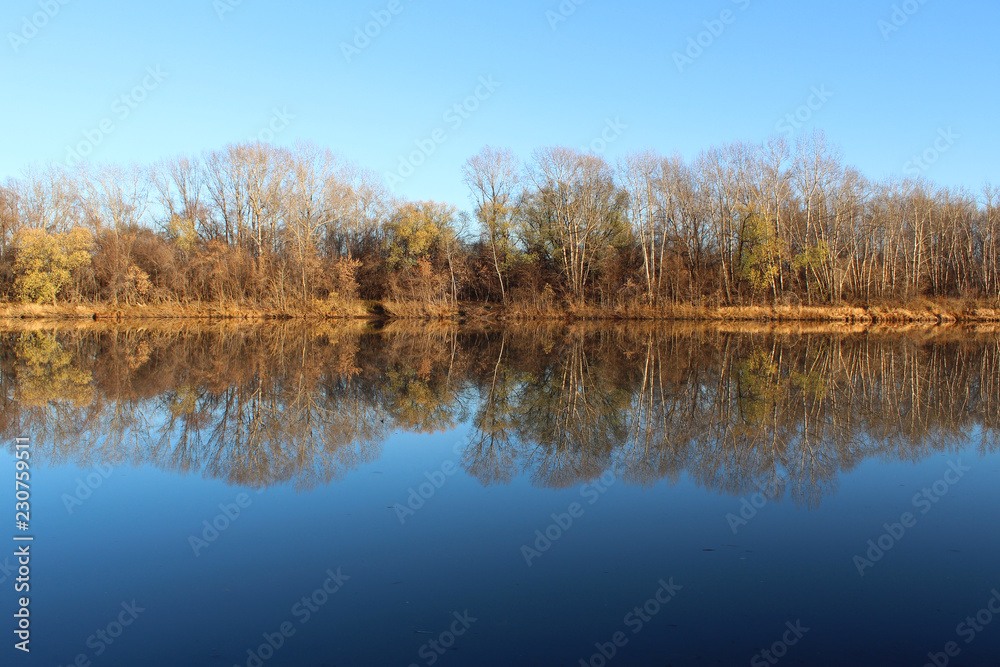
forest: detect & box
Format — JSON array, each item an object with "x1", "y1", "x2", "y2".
[{"x1": 1, "y1": 130, "x2": 999, "y2": 320}]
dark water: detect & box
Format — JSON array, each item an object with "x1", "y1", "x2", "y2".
[{"x1": 3, "y1": 322, "x2": 1000, "y2": 667}]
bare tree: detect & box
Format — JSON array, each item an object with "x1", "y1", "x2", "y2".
[
  {"x1": 13, "y1": 164, "x2": 81, "y2": 233},
  {"x1": 282, "y1": 142, "x2": 348, "y2": 304},
  {"x1": 77, "y1": 163, "x2": 151, "y2": 304},
  {"x1": 522, "y1": 148, "x2": 625, "y2": 303},
  {"x1": 151, "y1": 155, "x2": 211, "y2": 247},
  {"x1": 619, "y1": 150, "x2": 663, "y2": 305},
  {"x1": 464, "y1": 146, "x2": 520, "y2": 303}
]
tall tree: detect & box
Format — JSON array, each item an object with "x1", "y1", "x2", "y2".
[
  {"x1": 464, "y1": 146, "x2": 520, "y2": 303},
  {"x1": 522, "y1": 148, "x2": 626, "y2": 303}
]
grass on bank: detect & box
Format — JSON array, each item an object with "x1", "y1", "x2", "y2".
[{"x1": 2, "y1": 297, "x2": 999, "y2": 323}]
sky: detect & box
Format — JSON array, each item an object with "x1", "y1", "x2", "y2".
[{"x1": 1, "y1": 0, "x2": 998, "y2": 213}]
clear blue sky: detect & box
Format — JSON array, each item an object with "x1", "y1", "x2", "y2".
[{"x1": 2, "y1": 0, "x2": 997, "y2": 212}]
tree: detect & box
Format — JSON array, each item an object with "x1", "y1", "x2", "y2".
[
  {"x1": 790, "y1": 131, "x2": 841, "y2": 303},
  {"x1": 738, "y1": 210, "x2": 786, "y2": 297},
  {"x1": 14, "y1": 227, "x2": 93, "y2": 304},
  {"x1": 0, "y1": 182, "x2": 18, "y2": 266},
  {"x1": 13, "y1": 164, "x2": 81, "y2": 233},
  {"x1": 618, "y1": 151, "x2": 663, "y2": 305},
  {"x1": 464, "y1": 146, "x2": 520, "y2": 303},
  {"x1": 522, "y1": 148, "x2": 627, "y2": 303},
  {"x1": 282, "y1": 142, "x2": 347, "y2": 304},
  {"x1": 151, "y1": 155, "x2": 211, "y2": 251},
  {"x1": 77, "y1": 164, "x2": 152, "y2": 305},
  {"x1": 385, "y1": 201, "x2": 461, "y2": 304}
]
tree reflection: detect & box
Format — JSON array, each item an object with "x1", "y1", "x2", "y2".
[
  {"x1": 463, "y1": 333, "x2": 520, "y2": 486},
  {"x1": 2, "y1": 322, "x2": 998, "y2": 503}
]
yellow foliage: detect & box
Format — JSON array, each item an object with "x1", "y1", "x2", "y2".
[
  {"x1": 739, "y1": 213, "x2": 786, "y2": 295},
  {"x1": 167, "y1": 216, "x2": 198, "y2": 253},
  {"x1": 386, "y1": 201, "x2": 457, "y2": 269},
  {"x1": 737, "y1": 350, "x2": 782, "y2": 428},
  {"x1": 16, "y1": 333, "x2": 93, "y2": 407},
  {"x1": 14, "y1": 227, "x2": 93, "y2": 304}
]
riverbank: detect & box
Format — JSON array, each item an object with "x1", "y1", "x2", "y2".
[{"x1": 3, "y1": 298, "x2": 1000, "y2": 323}]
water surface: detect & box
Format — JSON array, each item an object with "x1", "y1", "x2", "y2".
[{"x1": 3, "y1": 322, "x2": 1000, "y2": 666}]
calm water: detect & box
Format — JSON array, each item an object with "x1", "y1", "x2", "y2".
[{"x1": 3, "y1": 322, "x2": 1000, "y2": 666}]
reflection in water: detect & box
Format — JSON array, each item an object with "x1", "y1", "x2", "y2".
[{"x1": 2, "y1": 322, "x2": 998, "y2": 503}]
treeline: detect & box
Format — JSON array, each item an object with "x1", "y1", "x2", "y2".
[
  {"x1": 1, "y1": 132, "x2": 999, "y2": 314},
  {"x1": 4, "y1": 323, "x2": 999, "y2": 500}
]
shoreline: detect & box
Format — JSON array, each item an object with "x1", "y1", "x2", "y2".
[{"x1": 3, "y1": 299, "x2": 1000, "y2": 324}]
